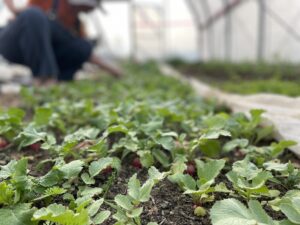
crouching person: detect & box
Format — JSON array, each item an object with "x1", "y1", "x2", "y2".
[{"x1": 0, "y1": 0, "x2": 122, "y2": 82}]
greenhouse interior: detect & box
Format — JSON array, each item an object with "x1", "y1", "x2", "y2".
[{"x1": 0, "y1": 0, "x2": 300, "y2": 225}]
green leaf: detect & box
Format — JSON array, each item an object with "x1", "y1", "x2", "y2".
[
  {"x1": 139, "y1": 180, "x2": 154, "y2": 202},
  {"x1": 81, "y1": 173, "x2": 95, "y2": 185},
  {"x1": 88, "y1": 199, "x2": 104, "y2": 217},
  {"x1": 39, "y1": 169, "x2": 62, "y2": 187},
  {"x1": 249, "y1": 200, "x2": 276, "y2": 224},
  {"x1": 214, "y1": 182, "x2": 232, "y2": 193},
  {"x1": 264, "y1": 162, "x2": 289, "y2": 172},
  {"x1": 137, "y1": 150, "x2": 154, "y2": 168},
  {"x1": 32, "y1": 203, "x2": 89, "y2": 225},
  {"x1": 196, "y1": 159, "x2": 225, "y2": 184},
  {"x1": 88, "y1": 138, "x2": 108, "y2": 155},
  {"x1": 152, "y1": 149, "x2": 170, "y2": 168},
  {"x1": 250, "y1": 109, "x2": 265, "y2": 127},
  {"x1": 114, "y1": 195, "x2": 134, "y2": 211},
  {"x1": 210, "y1": 199, "x2": 279, "y2": 225},
  {"x1": 223, "y1": 139, "x2": 249, "y2": 152},
  {"x1": 128, "y1": 174, "x2": 141, "y2": 201},
  {"x1": 93, "y1": 210, "x2": 111, "y2": 224},
  {"x1": 155, "y1": 136, "x2": 175, "y2": 150},
  {"x1": 105, "y1": 125, "x2": 128, "y2": 136},
  {"x1": 16, "y1": 126, "x2": 48, "y2": 148},
  {"x1": 201, "y1": 129, "x2": 231, "y2": 140},
  {"x1": 9, "y1": 158, "x2": 30, "y2": 194},
  {"x1": 80, "y1": 187, "x2": 103, "y2": 198},
  {"x1": 34, "y1": 107, "x2": 53, "y2": 126},
  {"x1": 59, "y1": 160, "x2": 84, "y2": 179},
  {"x1": 7, "y1": 108, "x2": 25, "y2": 123},
  {"x1": 34, "y1": 187, "x2": 67, "y2": 201},
  {"x1": 148, "y1": 166, "x2": 169, "y2": 184},
  {"x1": 0, "y1": 182, "x2": 14, "y2": 205},
  {"x1": 64, "y1": 128, "x2": 100, "y2": 143},
  {"x1": 279, "y1": 193, "x2": 300, "y2": 224},
  {"x1": 181, "y1": 174, "x2": 197, "y2": 190},
  {"x1": 0, "y1": 160, "x2": 17, "y2": 179},
  {"x1": 89, "y1": 157, "x2": 113, "y2": 177},
  {"x1": 210, "y1": 199, "x2": 252, "y2": 225},
  {"x1": 230, "y1": 158, "x2": 260, "y2": 180},
  {"x1": 140, "y1": 120, "x2": 163, "y2": 135},
  {"x1": 126, "y1": 207, "x2": 143, "y2": 218},
  {"x1": 270, "y1": 141, "x2": 297, "y2": 158},
  {"x1": 199, "y1": 139, "x2": 222, "y2": 158},
  {"x1": 0, "y1": 204, "x2": 37, "y2": 225}
]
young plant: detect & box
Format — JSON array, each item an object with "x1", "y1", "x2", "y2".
[
  {"x1": 81, "y1": 157, "x2": 121, "y2": 185},
  {"x1": 279, "y1": 193, "x2": 300, "y2": 224},
  {"x1": 264, "y1": 161, "x2": 300, "y2": 189},
  {"x1": 32, "y1": 198, "x2": 110, "y2": 225},
  {"x1": 0, "y1": 181, "x2": 14, "y2": 206},
  {"x1": 0, "y1": 203, "x2": 37, "y2": 225},
  {"x1": 191, "y1": 128, "x2": 231, "y2": 158},
  {"x1": 32, "y1": 203, "x2": 90, "y2": 225},
  {"x1": 226, "y1": 157, "x2": 279, "y2": 200},
  {"x1": 38, "y1": 159, "x2": 85, "y2": 188},
  {"x1": 243, "y1": 140, "x2": 297, "y2": 166},
  {"x1": 14, "y1": 125, "x2": 56, "y2": 151},
  {"x1": 210, "y1": 198, "x2": 292, "y2": 225},
  {"x1": 0, "y1": 108, "x2": 25, "y2": 141},
  {"x1": 169, "y1": 159, "x2": 230, "y2": 216},
  {"x1": 0, "y1": 158, "x2": 33, "y2": 204},
  {"x1": 269, "y1": 190, "x2": 300, "y2": 224},
  {"x1": 113, "y1": 167, "x2": 167, "y2": 225}
]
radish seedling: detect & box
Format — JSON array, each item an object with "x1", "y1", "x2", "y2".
[
  {"x1": 169, "y1": 159, "x2": 230, "y2": 216},
  {"x1": 226, "y1": 157, "x2": 279, "y2": 200},
  {"x1": 113, "y1": 167, "x2": 167, "y2": 225}
]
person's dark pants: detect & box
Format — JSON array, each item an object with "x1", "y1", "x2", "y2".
[{"x1": 0, "y1": 7, "x2": 93, "y2": 81}]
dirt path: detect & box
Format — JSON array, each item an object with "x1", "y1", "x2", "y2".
[{"x1": 160, "y1": 64, "x2": 300, "y2": 157}]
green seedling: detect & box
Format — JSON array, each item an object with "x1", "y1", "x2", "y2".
[
  {"x1": 226, "y1": 157, "x2": 279, "y2": 200},
  {"x1": 113, "y1": 167, "x2": 167, "y2": 225},
  {"x1": 169, "y1": 159, "x2": 230, "y2": 216}
]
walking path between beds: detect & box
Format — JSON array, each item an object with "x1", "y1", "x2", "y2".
[{"x1": 160, "y1": 64, "x2": 300, "y2": 157}]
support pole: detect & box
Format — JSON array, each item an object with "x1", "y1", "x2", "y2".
[
  {"x1": 200, "y1": 0, "x2": 215, "y2": 60},
  {"x1": 185, "y1": 0, "x2": 203, "y2": 60},
  {"x1": 222, "y1": 0, "x2": 232, "y2": 61},
  {"x1": 257, "y1": 0, "x2": 266, "y2": 61},
  {"x1": 129, "y1": 2, "x2": 137, "y2": 60}
]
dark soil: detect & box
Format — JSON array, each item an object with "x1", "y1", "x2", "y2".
[
  {"x1": 141, "y1": 179, "x2": 210, "y2": 225},
  {"x1": 0, "y1": 93, "x2": 21, "y2": 108}
]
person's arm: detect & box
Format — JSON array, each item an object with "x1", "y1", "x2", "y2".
[
  {"x1": 4, "y1": 0, "x2": 25, "y2": 15},
  {"x1": 89, "y1": 54, "x2": 124, "y2": 78}
]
